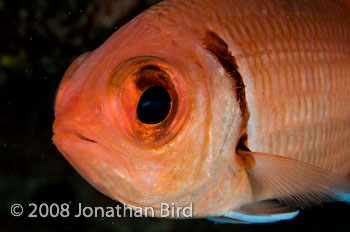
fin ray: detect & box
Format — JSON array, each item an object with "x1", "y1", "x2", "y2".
[{"x1": 238, "y1": 150, "x2": 350, "y2": 207}]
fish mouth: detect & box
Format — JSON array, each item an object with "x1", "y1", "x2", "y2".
[
  {"x1": 53, "y1": 129, "x2": 100, "y2": 146},
  {"x1": 70, "y1": 132, "x2": 98, "y2": 144},
  {"x1": 52, "y1": 117, "x2": 100, "y2": 146},
  {"x1": 52, "y1": 126, "x2": 106, "y2": 165},
  {"x1": 52, "y1": 129, "x2": 133, "y2": 203},
  {"x1": 52, "y1": 129, "x2": 171, "y2": 209}
]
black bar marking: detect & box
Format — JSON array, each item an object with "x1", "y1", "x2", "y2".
[{"x1": 204, "y1": 30, "x2": 250, "y2": 149}]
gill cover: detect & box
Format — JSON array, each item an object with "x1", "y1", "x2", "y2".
[{"x1": 53, "y1": 10, "x2": 249, "y2": 217}]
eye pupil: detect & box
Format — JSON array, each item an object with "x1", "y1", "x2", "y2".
[{"x1": 137, "y1": 86, "x2": 171, "y2": 124}]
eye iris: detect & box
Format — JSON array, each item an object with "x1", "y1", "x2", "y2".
[{"x1": 137, "y1": 86, "x2": 171, "y2": 124}]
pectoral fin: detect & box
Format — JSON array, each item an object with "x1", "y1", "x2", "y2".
[
  {"x1": 237, "y1": 150, "x2": 350, "y2": 207},
  {"x1": 209, "y1": 200, "x2": 299, "y2": 224}
]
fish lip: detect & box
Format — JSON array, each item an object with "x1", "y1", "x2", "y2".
[
  {"x1": 52, "y1": 130, "x2": 152, "y2": 208},
  {"x1": 53, "y1": 128, "x2": 99, "y2": 145},
  {"x1": 70, "y1": 132, "x2": 98, "y2": 143}
]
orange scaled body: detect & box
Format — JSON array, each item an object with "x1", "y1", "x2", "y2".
[{"x1": 53, "y1": 0, "x2": 350, "y2": 219}]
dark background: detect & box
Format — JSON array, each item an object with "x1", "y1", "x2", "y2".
[{"x1": 1, "y1": 0, "x2": 349, "y2": 231}]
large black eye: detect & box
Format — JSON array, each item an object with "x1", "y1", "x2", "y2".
[{"x1": 137, "y1": 86, "x2": 171, "y2": 124}]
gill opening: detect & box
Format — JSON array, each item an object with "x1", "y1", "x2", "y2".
[{"x1": 203, "y1": 30, "x2": 250, "y2": 152}]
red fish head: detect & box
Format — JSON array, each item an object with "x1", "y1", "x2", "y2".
[{"x1": 53, "y1": 13, "x2": 248, "y2": 216}]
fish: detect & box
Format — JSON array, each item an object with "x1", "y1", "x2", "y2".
[{"x1": 52, "y1": 0, "x2": 350, "y2": 224}]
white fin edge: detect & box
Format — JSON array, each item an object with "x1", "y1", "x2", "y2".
[
  {"x1": 209, "y1": 200, "x2": 300, "y2": 224},
  {"x1": 332, "y1": 189, "x2": 350, "y2": 202},
  {"x1": 223, "y1": 210, "x2": 299, "y2": 223},
  {"x1": 208, "y1": 209, "x2": 299, "y2": 224},
  {"x1": 207, "y1": 217, "x2": 249, "y2": 224}
]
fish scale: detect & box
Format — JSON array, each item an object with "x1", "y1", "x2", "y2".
[
  {"x1": 198, "y1": 0, "x2": 350, "y2": 175},
  {"x1": 143, "y1": 0, "x2": 350, "y2": 190}
]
